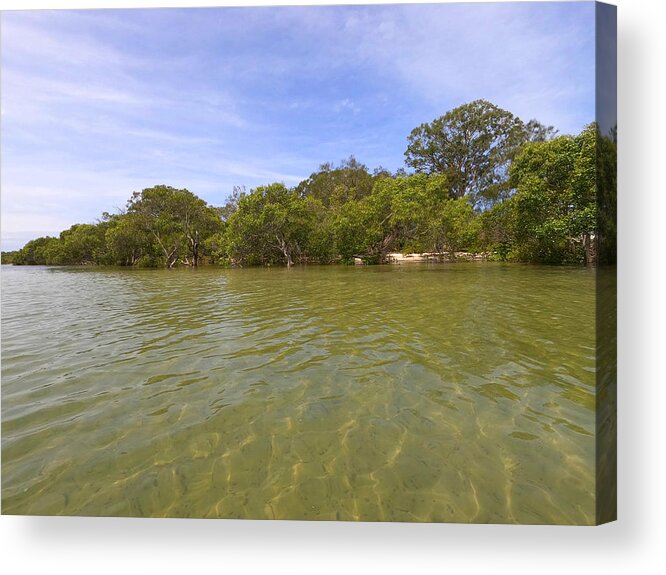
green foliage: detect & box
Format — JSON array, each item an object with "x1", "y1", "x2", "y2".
[
  {"x1": 202, "y1": 231, "x2": 230, "y2": 265},
  {"x1": 506, "y1": 124, "x2": 599, "y2": 264},
  {"x1": 224, "y1": 183, "x2": 315, "y2": 267},
  {"x1": 427, "y1": 198, "x2": 479, "y2": 258},
  {"x1": 12, "y1": 186, "x2": 223, "y2": 268},
  {"x1": 478, "y1": 200, "x2": 515, "y2": 260},
  {"x1": 105, "y1": 214, "x2": 155, "y2": 266},
  {"x1": 126, "y1": 185, "x2": 223, "y2": 267},
  {"x1": 330, "y1": 201, "x2": 369, "y2": 263},
  {"x1": 330, "y1": 174, "x2": 450, "y2": 262},
  {"x1": 596, "y1": 126, "x2": 617, "y2": 265},
  {"x1": 405, "y1": 99, "x2": 527, "y2": 205},
  {"x1": 1, "y1": 251, "x2": 19, "y2": 264},
  {"x1": 13, "y1": 236, "x2": 64, "y2": 265},
  {"x1": 301, "y1": 197, "x2": 337, "y2": 263},
  {"x1": 11, "y1": 102, "x2": 606, "y2": 268},
  {"x1": 59, "y1": 223, "x2": 108, "y2": 265},
  {"x1": 295, "y1": 156, "x2": 375, "y2": 209}
]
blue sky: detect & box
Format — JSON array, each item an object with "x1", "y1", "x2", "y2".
[{"x1": 1, "y1": 2, "x2": 596, "y2": 250}]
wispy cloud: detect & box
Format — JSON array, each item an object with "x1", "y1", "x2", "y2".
[
  {"x1": 335, "y1": 99, "x2": 361, "y2": 114},
  {"x1": 1, "y1": 4, "x2": 595, "y2": 250}
]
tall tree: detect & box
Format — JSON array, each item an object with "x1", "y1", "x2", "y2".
[
  {"x1": 404, "y1": 99, "x2": 526, "y2": 205},
  {"x1": 218, "y1": 185, "x2": 246, "y2": 221}
]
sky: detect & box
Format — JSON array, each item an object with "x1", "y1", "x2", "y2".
[{"x1": 0, "y1": 2, "x2": 596, "y2": 251}]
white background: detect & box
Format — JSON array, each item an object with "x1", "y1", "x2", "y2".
[{"x1": 1, "y1": 1, "x2": 664, "y2": 573}]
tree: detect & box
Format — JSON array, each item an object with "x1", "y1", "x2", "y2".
[
  {"x1": 104, "y1": 213, "x2": 154, "y2": 266},
  {"x1": 596, "y1": 125, "x2": 617, "y2": 265},
  {"x1": 478, "y1": 199, "x2": 515, "y2": 260},
  {"x1": 426, "y1": 198, "x2": 479, "y2": 259},
  {"x1": 295, "y1": 156, "x2": 374, "y2": 209},
  {"x1": 508, "y1": 124, "x2": 598, "y2": 264},
  {"x1": 523, "y1": 119, "x2": 558, "y2": 143},
  {"x1": 376, "y1": 173, "x2": 449, "y2": 254},
  {"x1": 330, "y1": 201, "x2": 371, "y2": 263},
  {"x1": 126, "y1": 185, "x2": 222, "y2": 267},
  {"x1": 301, "y1": 196, "x2": 336, "y2": 263},
  {"x1": 218, "y1": 186, "x2": 246, "y2": 221},
  {"x1": 224, "y1": 183, "x2": 314, "y2": 267},
  {"x1": 202, "y1": 230, "x2": 229, "y2": 266},
  {"x1": 10, "y1": 105, "x2": 604, "y2": 269},
  {"x1": 334, "y1": 173, "x2": 449, "y2": 262},
  {"x1": 59, "y1": 223, "x2": 107, "y2": 265},
  {"x1": 13, "y1": 236, "x2": 63, "y2": 265},
  {"x1": 404, "y1": 99, "x2": 527, "y2": 205},
  {"x1": 1, "y1": 251, "x2": 19, "y2": 264}
]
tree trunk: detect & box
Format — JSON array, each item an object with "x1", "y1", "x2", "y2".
[
  {"x1": 166, "y1": 246, "x2": 178, "y2": 268},
  {"x1": 276, "y1": 235, "x2": 293, "y2": 267},
  {"x1": 583, "y1": 233, "x2": 598, "y2": 266},
  {"x1": 189, "y1": 231, "x2": 199, "y2": 267},
  {"x1": 377, "y1": 231, "x2": 398, "y2": 263},
  {"x1": 151, "y1": 230, "x2": 179, "y2": 269}
]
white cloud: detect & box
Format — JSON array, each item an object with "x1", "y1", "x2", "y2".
[
  {"x1": 0, "y1": 4, "x2": 597, "y2": 252},
  {"x1": 335, "y1": 99, "x2": 360, "y2": 114},
  {"x1": 349, "y1": 3, "x2": 594, "y2": 133}
]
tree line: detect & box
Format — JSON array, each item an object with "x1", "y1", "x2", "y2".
[{"x1": 2, "y1": 100, "x2": 616, "y2": 268}]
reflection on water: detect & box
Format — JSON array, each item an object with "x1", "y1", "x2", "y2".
[{"x1": 1, "y1": 264, "x2": 596, "y2": 523}]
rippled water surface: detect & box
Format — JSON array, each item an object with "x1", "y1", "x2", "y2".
[{"x1": 1, "y1": 264, "x2": 596, "y2": 523}]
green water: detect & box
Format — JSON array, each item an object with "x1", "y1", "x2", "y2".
[{"x1": 1, "y1": 263, "x2": 597, "y2": 523}]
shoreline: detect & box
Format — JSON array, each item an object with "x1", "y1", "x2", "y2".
[
  {"x1": 383, "y1": 251, "x2": 489, "y2": 264},
  {"x1": 351, "y1": 251, "x2": 490, "y2": 265}
]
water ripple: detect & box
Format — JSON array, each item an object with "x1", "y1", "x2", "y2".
[{"x1": 1, "y1": 264, "x2": 597, "y2": 523}]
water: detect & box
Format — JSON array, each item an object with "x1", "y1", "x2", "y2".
[{"x1": 1, "y1": 263, "x2": 597, "y2": 523}]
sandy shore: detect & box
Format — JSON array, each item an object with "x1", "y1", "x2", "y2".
[{"x1": 384, "y1": 252, "x2": 488, "y2": 264}]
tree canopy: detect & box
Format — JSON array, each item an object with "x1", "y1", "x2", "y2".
[
  {"x1": 8, "y1": 101, "x2": 613, "y2": 268},
  {"x1": 404, "y1": 99, "x2": 554, "y2": 206}
]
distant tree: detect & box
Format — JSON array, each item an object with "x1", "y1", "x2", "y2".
[
  {"x1": 295, "y1": 156, "x2": 375, "y2": 209},
  {"x1": 13, "y1": 236, "x2": 63, "y2": 265},
  {"x1": 59, "y1": 223, "x2": 107, "y2": 265},
  {"x1": 218, "y1": 186, "x2": 246, "y2": 221},
  {"x1": 478, "y1": 199, "x2": 515, "y2": 260},
  {"x1": 334, "y1": 173, "x2": 449, "y2": 262},
  {"x1": 224, "y1": 183, "x2": 314, "y2": 267},
  {"x1": 508, "y1": 124, "x2": 598, "y2": 264},
  {"x1": 301, "y1": 196, "x2": 337, "y2": 263},
  {"x1": 126, "y1": 185, "x2": 222, "y2": 267},
  {"x1": 427, "y1": 199, "x2": 479, "y2": 259},
  {"x1": 202, "y1": 230, "x2": 229, "y2": 266},
  {"x1": 10, "y1": 103, "x2": 605, "y2": 269},
  {"x1": 405, "y1": 100, "x2": 526, "y2": 205},
  {"x1": 330, "y1": 201, "x2": 370, "y2": 263},
  {"x1": 1, "y1": 251, "x2": 19, "y2": 264},
  {"x1": 105, "y1": 214, "x2": 154, "y2": 266},
  {"x1": 523, "y1": 119, "x2": 558, "y2": 143},
  {"x1": 372, "y1": 166, "x2": 392, "y2": 178}
]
